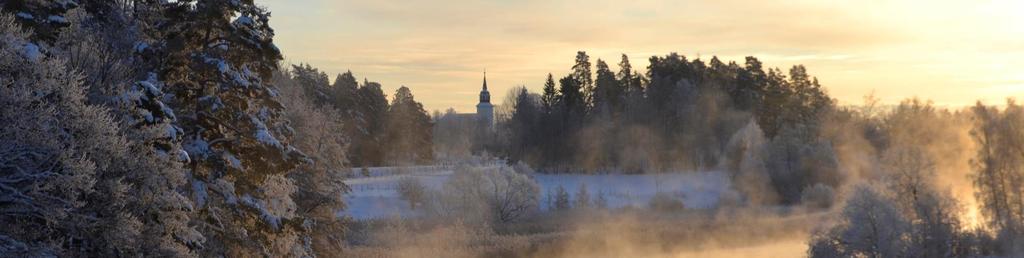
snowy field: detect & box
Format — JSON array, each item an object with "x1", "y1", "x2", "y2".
[
  {"x1": 342, "y1": 166, "x2": 735, "y2": 220},
  {"x1": 343, "y1": 167, "x2": 457, "y2": 220},
  {"x1": 533, "y1": 172, "x2": 733, "y2": 210}
]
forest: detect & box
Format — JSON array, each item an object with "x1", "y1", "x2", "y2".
[{"x1": 2, "y1": 0, "x2": 1023, "y2": 257}]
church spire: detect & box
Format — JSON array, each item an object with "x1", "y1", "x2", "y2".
[
  {"x1": 477, "y1": 70, "x2": 495, "y2": 130},
  {"x1": 479, "y1": 71, "x2": 490, "y2": 103}
]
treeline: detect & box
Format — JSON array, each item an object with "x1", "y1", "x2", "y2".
[
  {"x1": 496, "y1": 51, "x2": 831, "y2": 174},
  {"x1": 490, "y1": 51, "x2": 836, "y2": 204},
  {"x1": 0, "y1": 0, "x2": 355, "y2": 256},
  {"x1": 283, "y1": 64, "x2": 433, "y2": 167}
]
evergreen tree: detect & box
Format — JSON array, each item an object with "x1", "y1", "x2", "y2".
[
  {"x1": 645, "y1": 53, "x2": 693, "y2": 121},
  {"x1": 507, "y1": 87, "x2": 541, "y2": 164},
  {"x1": 572, "y1": 51, "x2": 593, "y2": 109},
  {"x1": 756, "y1": 68, "x2": 791, "y2": 139},
  {"x1": 618, "y1": 54, "x2": 642, "y2": 94},
  {"x1": 538, "y1": 74, "x2": 561, "y2": 168},
  {"x1": 291, "y1": 63, "x2": 331, "y2": 102},
  {"x1": 384, "y1": 86, "x2": 434, "y2": 165},
  {"x1": 733, "y1": 56, "x2": 766, "y2": 110},
  {"x1": 595, "y1": 190, "x2": 609, "y2": 209},
  {"x1": 553, "y1": 185, "x2": 571, "y2": 211},
  {"x1": 592, "y1": 59, "x2": 622, "y2": 114},
  {"x1": 154, "y1": 1, "x2": 310, "y2": 255},
  {"x1": 574, "y1": 183, "x2": 591, "y2": 209},
  {"x1": 541, "y1": 73, "x2": 558, "y2": 114},
  {"x1": 558, "y1": 75, "x2": 585, "y2": 120},
  {"x1": 0, "y1": 0, "x2": 76, "y2": 42},
  {"x1": 352, "y1": 79, "x2": 389, "y2": 166},
  {"x1": 331, "y1": 70, "x2": 360, "y2": 111},
  {"x1": 756, "y1": 65, "x2": 832, "y2": 139}
]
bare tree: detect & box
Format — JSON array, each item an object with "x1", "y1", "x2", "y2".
[
  {"x1": 882, "y1": 146, "x2": 936, "y2": 213},
  {"x1": 972, "y1": 100, "x2": 1024, "y2": 251},
  {"x1": 430, "y1": 166, "x2": 540, "y2": 223},
  {"x1": 275, "y1": 69, "x2": 351, "y2": 255},
  {"x1": 809, "y1": 185, "x2": 909, "y2": 258}
]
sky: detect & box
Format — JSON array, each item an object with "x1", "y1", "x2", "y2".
[{"x1": 261, "y1": 0, "x2": 1024, "y2": 113}]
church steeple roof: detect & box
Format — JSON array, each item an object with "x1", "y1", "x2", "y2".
[{"x1": 479, "y1": 71, "x2": 490, "y2": 103}]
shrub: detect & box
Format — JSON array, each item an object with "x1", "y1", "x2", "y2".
[
  {"x1": 427, "y1": 166, "x2": 540, "y2": 223},
  {"x1": 648, "y1": 192, "x2": 685, "y2": 212},
  {"x1": 574, "y1": 183, "x2": 591, "y2": 209},
  {"x1": 763, "y1": 126, "x2": 840, "y2": 204},
  {"x1": 552, "y1": 185, "x2": 571, "y2": 211},
  {"x1": 808, "y1": 184, "x2": 908, "y2": 258},
  {"x1": 594, "y1": 190, "x2": 609, "y2": 209},
  {"x1": 398, "y1": 177, "x2": 427, "y2": 209},
  {"x1": 800, "y1": 183, "x2": 835, "y2": 209},
  {"x1": 511, "y1": 161, "x2": 535, "y2": 174}
]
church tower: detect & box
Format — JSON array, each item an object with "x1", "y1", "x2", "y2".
[{"x1": 476, "y1": 72, "x2": 494, "y2": 129}]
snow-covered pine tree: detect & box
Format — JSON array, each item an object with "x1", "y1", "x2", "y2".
[
  {"x1": 0, "y1": 0, "x2": 77, "y2": 42},
  {"x1": 151, "y1": 0, "x2": 310, "y2": 256},
  {"x1": 292, "y1": 63, "x2": 332, "y2": 102}
]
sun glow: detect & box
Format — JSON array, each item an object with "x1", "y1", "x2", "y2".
[{"x1": 961, "y1": 197, "x2": 984, "y2": 231}]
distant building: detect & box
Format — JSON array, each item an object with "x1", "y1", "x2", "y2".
[
  {"x1": 433, "y1": 72, "x2": 496, "y2": 161},
  {"x1": 476, "y1": 72, "x2": 494, "y2": 130}
]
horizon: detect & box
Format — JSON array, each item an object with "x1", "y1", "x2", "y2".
[{"x1": 264, "y1": 0, "x2": 1023, "y2": 113}]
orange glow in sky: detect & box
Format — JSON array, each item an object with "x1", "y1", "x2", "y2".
[{"x1": 263, "y1": 0, "x2": 1024, "y2": 112}]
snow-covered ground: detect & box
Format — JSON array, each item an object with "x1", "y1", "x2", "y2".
[
  {"x1": 343, "y1": 167, "x2": 455, "y2": 219},
  {"x1": 342, "y1": 166, "x2": 735, "y2": 220},
  {"x1": 534, "y1": 172, "x2": 733, "y2": 210}
]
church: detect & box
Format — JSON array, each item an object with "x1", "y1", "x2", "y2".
[
  {"x1": 475, "y1": 72, "x2": 494, "y2": 129},
  {"x1": 433, "y1": 72, "x2": 495, "y2": 131},
  {"x1": 432, "y1": 73, "x2": 497, "y2": 162}
]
